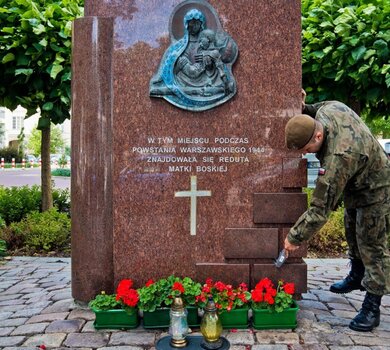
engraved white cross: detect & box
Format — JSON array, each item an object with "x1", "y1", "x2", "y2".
[{"x1": 175, "y1": 175, "x2": 211, "y2": 235}]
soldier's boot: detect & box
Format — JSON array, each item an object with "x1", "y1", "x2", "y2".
[
  {"x1": 330, "y1": 259, "x2": 366, "y2": 294},
  {"x1": 349, "y1": 292, "x2": 382, "y2": 332}
]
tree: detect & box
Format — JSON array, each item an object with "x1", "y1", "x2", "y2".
[
  {"x1": 0, "y1": 0, "x2": 83, "y2": 210},
  {"x1": 27, "y1": 124, "x2": 65, "y2": 156},
  {"x1": 301, "y1": 0, "x2": 390, "y2": 119}
]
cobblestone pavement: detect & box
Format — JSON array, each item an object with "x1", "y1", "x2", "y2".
[{"x1": 0, "y1": 257, "x2": 389, "y2": 350}]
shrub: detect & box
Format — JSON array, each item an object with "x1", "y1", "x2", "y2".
[
  {"x1": 0, "y1": 186, "x2": 41, "y2": 224},
  {"x1": 305, "y1": 188, "x2": 347, "y2": 257},
  {"x1": 52, "y1": 188, "x2": 71, "y2": 215},
  {"x1": 0, "y1": 239, "x2": 6, "y2": 257},
  {"x1": 52, "y1": 168, "x2": 71, "y2": 177},
  {"x1": 0, "y1": 209, "x2": 71, "y2": 253},
  {"x1": 0, "y1": 186, "x2": 71, "y2": 225},
  {"x1": 0, "y1": 147, "x2": 22, "y2": 163}
]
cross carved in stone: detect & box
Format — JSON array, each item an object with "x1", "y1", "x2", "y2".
[{"x1": 175, "y1": 175, "x2": 211, "y2": 235}]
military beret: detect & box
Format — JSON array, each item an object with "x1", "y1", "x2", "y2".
[{"x1": 285, "y1": 114, "x2": 316, "y2": 150}]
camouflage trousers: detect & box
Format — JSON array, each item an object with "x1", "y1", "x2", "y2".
[{"x1": 345, "y1": 205, "x2": 390, "y2": 295}]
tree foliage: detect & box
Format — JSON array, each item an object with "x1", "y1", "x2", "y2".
[
  {"x1": 27, "y1": 124, "x2": 65, "y2": 156},
  {"x1": 0, "y1": 0, "x2": 83, "y2": 128},
  {"x1": 302, "y1": 0, "x2": 390, "y2": 119}
]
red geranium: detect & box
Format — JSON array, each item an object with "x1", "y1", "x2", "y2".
[
  {"x1": 196, "y1": 278, "x2": 251, "y2": 311},
  {"x1": 116, "y1": 279, "x2": 139, "y2": 308},
  {"x1": 145, "y1": 279, "x2": 154, "y2": 287},
  {"x1": 172, "y1": 282, "x2": 185, "y2": 294},
  {"x1": 251, "y1": 278, "x2": 295, "y2": 313}
]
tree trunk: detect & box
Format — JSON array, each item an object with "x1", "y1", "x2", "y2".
[{"x1": 41, "y1": 126, "x2": 53, "y2": 211}]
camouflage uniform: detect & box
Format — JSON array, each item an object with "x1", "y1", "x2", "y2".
[{"x1": 287, "y1": 101, "x2": 390, "y2": 295}]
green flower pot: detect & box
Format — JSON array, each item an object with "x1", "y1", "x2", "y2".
[
  {"x1": 218, "y1": 306, "x2": 249, "y2": 329},
  {"x1": 143, "y1": 306, "x2": 200, "y2": 328},
  {"x1": 92, "y1": 308, "x2": 139, "y2": 329},
  {"x1": 252, "y1": 301, "x2": 299, "y2": 329}
]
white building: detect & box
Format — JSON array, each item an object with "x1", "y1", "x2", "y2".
[{"x1": 0, "y1": 106, "x2": 71, "y2": 151}]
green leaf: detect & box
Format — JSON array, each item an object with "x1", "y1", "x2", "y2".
[
  {"x1": 42, "y1": 102, "x2": 54, "y2": 111},
  {"x1": 351, "y1": 46, "x2": 366, "y2": 62},
  {"x1": 363, "y1": 49, "x2": 376, "y2": 61},
  {"x1": 15, "y1": 68, "x2": 33, "y2": 76},
  {"x1": 33, "y1": 24, "x2": 46, "y2": 35},
  {"x1": 335, "y1": 69, "x2": 344, "y2": 81},
  {"x1": 362, "y1": 5, "x2": 376, "y2": 16},
  {"x1": 2, "y1": 27, "x2": 14, "y2": 34},
  {"x1": 2, "y1": 53, "x2": 15, "y2": 63},
  {"x1": 50, "y1": 64, "x2": 63, "y2": 79}
]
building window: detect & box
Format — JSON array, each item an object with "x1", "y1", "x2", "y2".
[{"x1": 12, "y1": 115, "x2": 23, "y2": 130}]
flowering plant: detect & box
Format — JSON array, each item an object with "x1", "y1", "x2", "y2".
[
  {"x1": 251, "y1": 278, "x2": 295, "y2": 313},
  {"x1": 137, "y1": 275, "x2": 202, "y2": 312},
  {"x1": 196, "y1": 278, "x2": 251, "y2": 311},
  {"x1": 89, "y1": 279, "x2": 139, "y2": 314}
]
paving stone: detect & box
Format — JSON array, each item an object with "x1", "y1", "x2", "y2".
[
  {"x1": 353, "y1": 335, "x2": 390, "y2": 346},
  {"x1": 255, "y1": 331, "x2": 300, "y2": 344},
  {"x1": 40, "y1": 299, "x2": 73, "y2": 314},
  {"x1": 68, "y1": 308, "x2": 95, "y2": 321},
  {"x1": 330, "y1": 309, "x2": 357, "y2": 319},
  {"x1": 298, "y1": 331, "x2": 319, "y2": 345},
  {"x1": 312, "y1": 292, "x2": 348, "y2": 304},
  {"x1": 51, "y1": 290, "x2": 72, "y2": 301},
  {"x1": 0, "y1": 294, "x2": 23, "y2": 302},
  {"x1": 316, "y1": 314, "x2": 350, "y2": 327},
  {"x1": 46, "y1": 319, "x2": 85, "y2": 333},
  {"x1": 23, "y1": 333, "x2": 66, "y2": 347},
  {"x1": 252, "y1": 346, "x2": 288, "y2": 350},
  {"x1": 301, "y1": 293, "x2": 318, "y2": 301},
  {"x1": 316, "y1": 333, "x2": 353, "y2": 346},
  {"x1": 64, "y1": 333, "x2": 110, "y2": 348},
  {"x1": 0, "y1": 312, "x2": 14, "y2": 320},
  {"x1": 11, "y1": 322, "x2": 49, "y2": 336},
  {"x1": 0, "y1": 336, "x2": 26, "y2": 347},
  {"x1": 26, "y1": 312, "x2": 69, "y2": 324},
  {"x1": 0, "y1": 318, "x2": 27, "y2": 327},
  {"x1": 297, "y1": 300, "x2": 329, "y2": 311},
  {"x1": 289, "y1": 345, "x2": 329, "y2": 350},
  {"x1": 81, "y1": 321, "x2": 97, "y2": 333},
  {"x1": 329, "y1": 347, "x2": 371, "y2": 350},
  {"x1": 98, "y1": 347, "x2": 144, "y2": 350},
  {"x1": 109, "y1": 332, "x2": 156, "y2": 346},
  {"x1": 2, "y1": 347, "x2": 37, "y2": 350},
  {"x1": 297, "y1": 310, "x2": 316, "y2": 322},
  {"x1": 0, "y1": 299, "x2": 26, "y2": 307},
  {"x1": 0, "y1": 326, "x2": 15, "y2": 336},
  {"x1": 11, "y1": 308, "x2": 44, "y2": 318},
  {"x1": 328, "y1": 303, "x2": 356, "y2": 311},
  {"x1": 0, "y1": 304, "x2": 26, "y2": 312},
  {"x1": 225, "y1": 330, "x2": 255, "y2": 345}
]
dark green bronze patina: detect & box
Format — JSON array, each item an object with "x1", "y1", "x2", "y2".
[{"x1": 149, "y1": 0, "x2": 238, "y2": 112}]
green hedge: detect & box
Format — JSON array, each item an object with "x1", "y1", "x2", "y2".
[
  {"x1": 305, "y1": 188, "x2": 347, "y2": 257},
  {"x1": 0, "y1": 209, "x2": 70, "y2": 254},
  {"x1": 0, "y1": 185, "x2": 70, "y2": 225}
]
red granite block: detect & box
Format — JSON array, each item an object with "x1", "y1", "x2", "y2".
[
  {"x1": 280, "y1": 228, "x2": 308, "y2": 258},
  {"x1": 195, "y1": 263, "x2": 250, "y2": 285},
  {"x1": 282, "y1": 157, "x2": 307, "y2": 188},
  {"x1": 252, "y1": 262, "x2": 307, "y2": 293},
  {"x1": 223, "y1": 228, "x2": 278, "y2": 258},
  {"x1": 253, "y1": 193, "x2": 307, "y2": 224}
]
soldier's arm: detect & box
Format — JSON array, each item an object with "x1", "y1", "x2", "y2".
[
  {"x1": 287, "y1": 152, "x2": 362, "y2": 245},
  {"x1": 302, "y1": 102, "x2": 327, "y2": 118}
]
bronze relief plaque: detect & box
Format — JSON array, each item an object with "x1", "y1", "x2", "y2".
[{"x1": 150, "y1": 0, "x2": 238, "y2": 111}]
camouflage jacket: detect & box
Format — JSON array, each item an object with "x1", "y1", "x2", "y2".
[{"x1": 288, "y1": 101, "x2": 390, "y2": 245}]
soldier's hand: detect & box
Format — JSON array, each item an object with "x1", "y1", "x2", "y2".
[{"x1": 284, "y1": 237, "x2": 300, "y2": 252}]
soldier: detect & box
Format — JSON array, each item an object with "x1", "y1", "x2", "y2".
[{"x1": 284, "y1": 97, "x2": 390, "y2": 332}]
